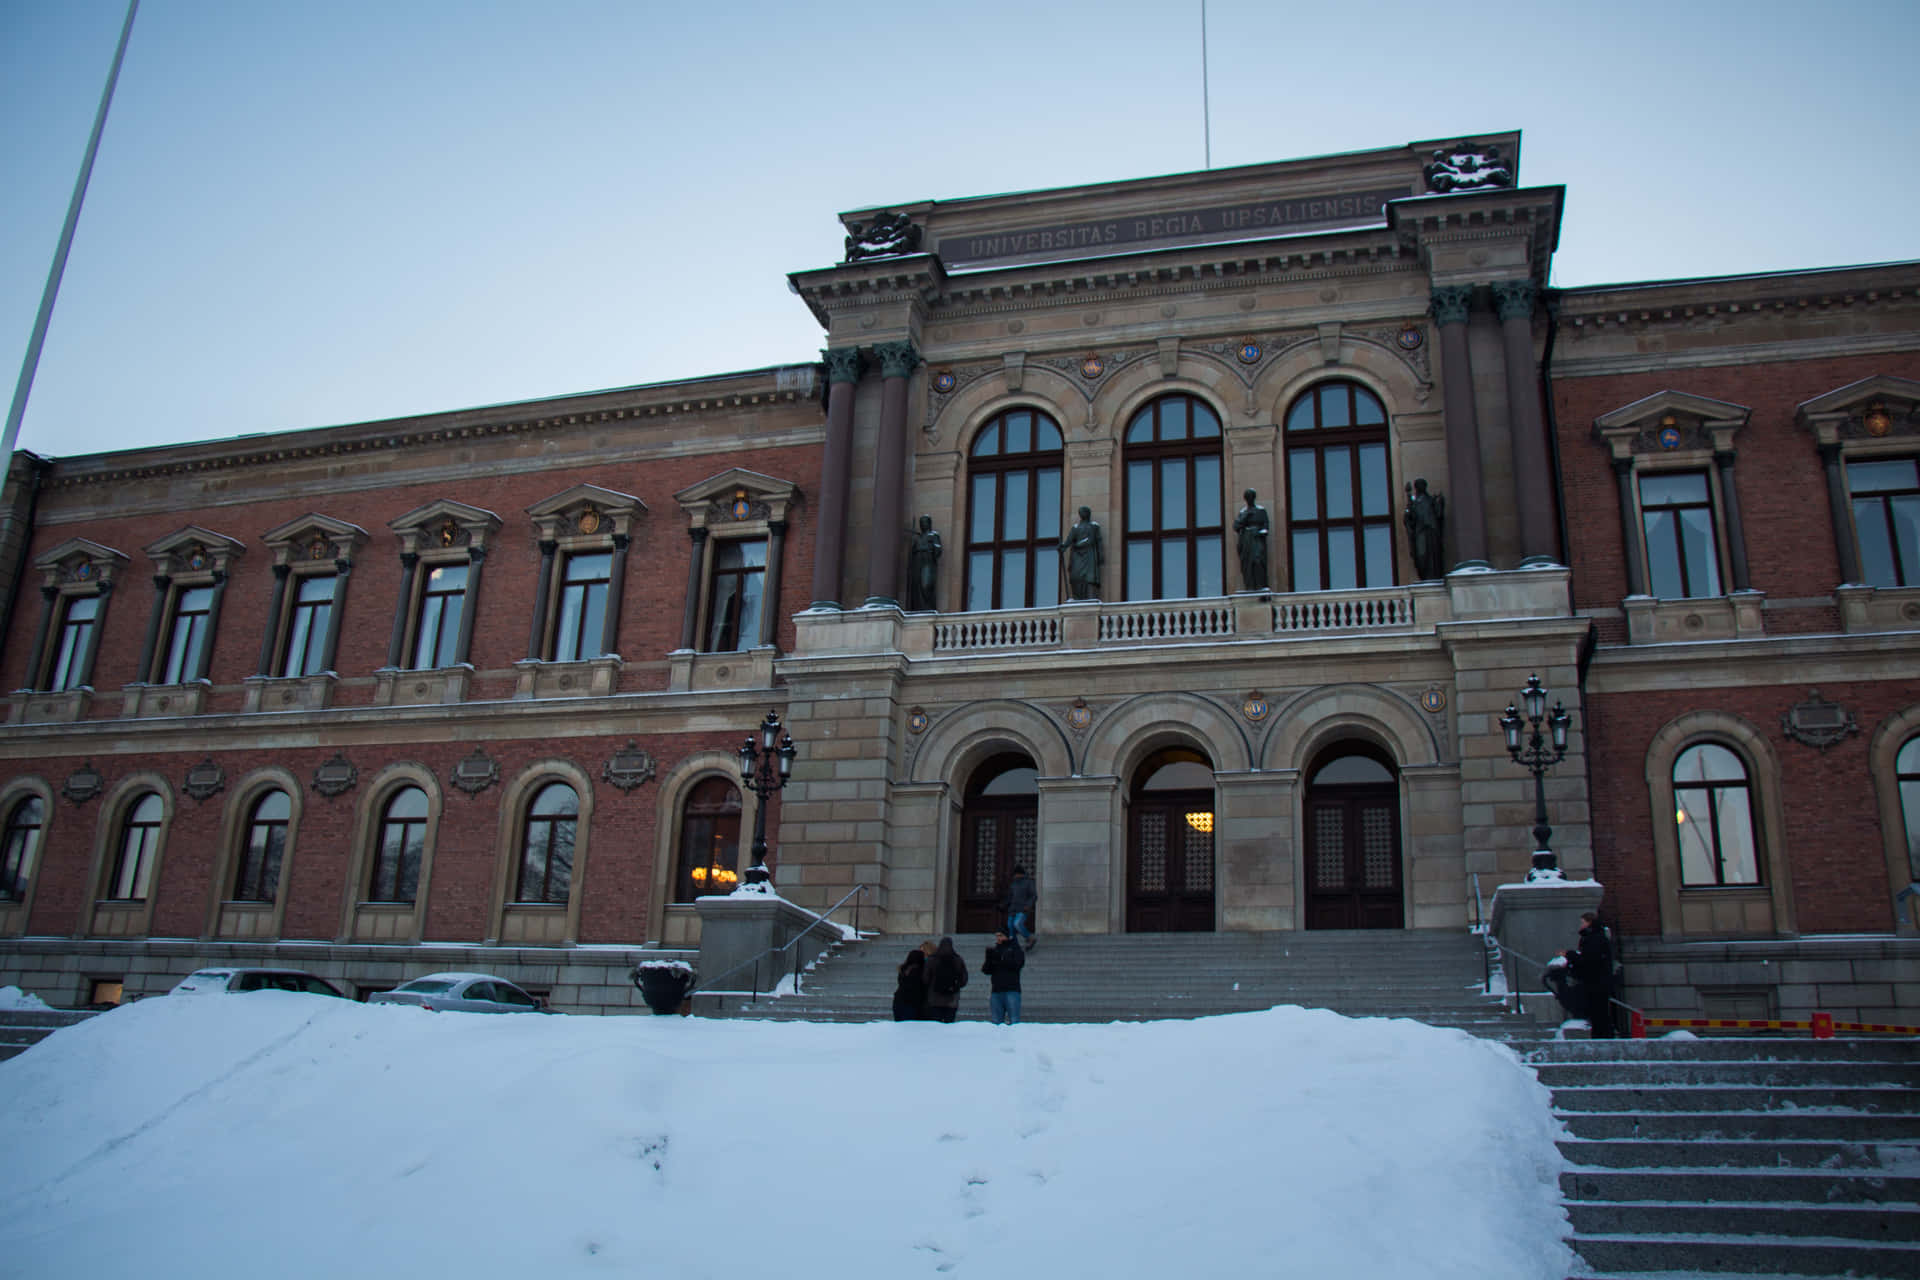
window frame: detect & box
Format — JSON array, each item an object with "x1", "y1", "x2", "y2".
[
  {"x1": 386, "y1": 501, "x2": 502, "y2": 673},
  {"x1": 671, "y1": 471, "x2": 799, "y2": 662},
  {"x1": 1672, "y1": 742, "x2": 1760, "y2": 887},
  {"x1": 963, "y1": 406, "x2": 1065, "y2": 613},
  {"x1": 107, "y1": 792, "x2": 166, "y2": 902},
  {"x1": 368, "y1": 785, "x2": 430, "y2": 905},
  {"x1": 231, "y1": 789, "x2": 292, "y2": 903},
  {"x1": 1, "y1": 793, "x2": 46, "y2": 904},
  {"x1": 139, "y1": 529, "x2": 245, "y2": 689},
  {"x1": 257, "y1": 515, "x2": 368, "y2": 684},
  {"x1": 673, "y1": 775, "x2": 743, "y2": 903},
  {"x1": 1282, "y1": 380, "x2": 1395, "y2": 593},
  {"x1": 513, "y1": 781, "x2": 580, "y2": 905},
  {"x1": 1638, "y1": 469, "x2": 1725, "y2": 600},
  {"x1": 1121, "y1": 393, "x2": 1226, "y2": 602},
  {"x1": 1844, "y1": 455, "x2": 1920, "y2": 589},
  {"x1": 701, "y1": 536, "x2": 769, "y2": 653},
  {"x1": 26, "y1": 537, "x2": 127, "y2": 694},
  {"x1": 525, "y1": 484, "x2": 647, "y2": 665}
]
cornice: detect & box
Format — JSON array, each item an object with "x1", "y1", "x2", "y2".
[{"x1": 1553, "y1": 263, "x2": 1920, "y2": 332}]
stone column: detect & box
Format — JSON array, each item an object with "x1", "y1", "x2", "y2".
[
  {"x1": 1819, "y1": 443, "x2": 1860, "y2": 584},
  {"x1": 679, "y1": 527, "x2": 708, "y2": 651},
  {"x1": 1493, "y1": 281, "x2": 1558, "y2": 566},
  {"x1": 386, "y1": 552, "x2": 419, "y2": 668},
  {"x1": 1714, "y1": 449, "x2": 1751, "y2": 591},
  {"x1": 760, "y1": 519, "x2": 787, "y2": 647},
  {"x1": 526, "y1": 540, "x2": 557, "y2": 659},
  {"x1": 864, "y1": 341, "x2": 918, "y2": 608},
  {"x1": 1431, "y1": 285, "x2": 1489, "y2": 568},
  {"x1": 601, "y1": 532, "x2": 630, "y2": 655},
  {"x1": 135, "y1": 574, "x2": 169, "y2": 683},
  {"x1": 1612, "y1": 457, "x2": 1648, "y2": 597},
  {"x1": 256, "y1": 564, "x2": 289, "y2": 675},
  {"x1": 810, "y1": 347, "x2": 863, "y2": 609}
]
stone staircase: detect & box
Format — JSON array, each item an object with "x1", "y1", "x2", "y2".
[
  {"x1": 1535, "y1": 1036, "x2": 1920, "y2": 1278},
  {"x1": 0, "y1": 1008, "x2": 99, "y2": 1063},
  {"x1": 709, "y1": 927, "x2": 1533, "y2": 1037}
]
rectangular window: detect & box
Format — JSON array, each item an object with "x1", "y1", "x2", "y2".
[
  {"x1": 552, "y1": 552, "x2": 612, "y2": 661},
  {"x1": 1848, "y1": 458, "x2": 1920, "y2": 588},
  {"x1": 1640, "y1": 472, "x2": 1722, "y2": 599},
  {"x1": 49, "y1": 594, "x2": 100, "y2": 691},
  {"x1": 703, "y1": 540, "x2": 766, "y2": 653},
  {"x1": 411, "y1": 563, "x2": 468, "y2": 669},
  {"x1": 280, "y1": 574, "x2": 336, "y2": 677},
  {"x1": 159, "y1": 585, "x2": 215, "y2": 684}
]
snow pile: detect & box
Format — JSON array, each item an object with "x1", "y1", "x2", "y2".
[
  {"x1": 0, "y1": 995, "x2": 1573, "y2": 1279},
  {"x1": 0, "y1": 985, "x2": 50, "y2": 1010}
]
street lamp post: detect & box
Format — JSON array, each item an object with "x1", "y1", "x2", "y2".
[
  {"x1": 1500, "y1": 673, "x2": 1572, "y2": 881},
  {"x1": 737, "y1": 708, "x2": 796, "y2": 889}
]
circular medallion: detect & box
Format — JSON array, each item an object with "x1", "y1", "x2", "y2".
[
  {"x1": 1241, "y1": 694, "x2": 1269, "y2": 723},
  {"x1": 187, "y1": 547, "x2": 208, "y2": 570},
  {"x1": 1065, "y1": 700, "x2": 1093, "y2": 732},
  {"x1": 931, "y1": 369, "x2": 956, "y2": 394},
  {"x1": 1420, "y1": 686, "x2": 1446, "y2": 713},
  {"x1": 908, "y1": 707, "x2": 929, "y2": 735},
  {"x1": 308, "y1": 537, "x2": 329, "y2": 560},
  {"x1": 74, "y1": 562, "x2": 93, "y2": 579},
  {"x1": 730, "y1": 496, "x2": 752, "y2": 519},
  {"x1": 1658, "y1": 426, "x2": 1682, "y2": 450},
  {"x1": 577, "y1": 509, "x2": 602, "y2": 534},
  {"x1": 1866, "y1": 403, "x2": 1893, "y2": 437},
  {"x1": 1237, "y1": 342, "x2": 1262, "y2": 365},
  {"x1": 1397, "y1": 324, "x2": 1424, "y2": 351},
  {"x1": 1080, "y1": 354, "x2": 1105, "y2": 380}
]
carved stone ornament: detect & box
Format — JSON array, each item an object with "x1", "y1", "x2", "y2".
[
  {"x1": 1781, "y1": 689, "x2": 1860, "y2": 751},
  {"x1": 62, "y1": 761, "x2": 104, "y2": 805},
  {"x1": 1423, "y1": 142, "x2": 1513, "y2": 193},
  {"x1": 907, "y1": 707, "x2": 929, "y2": 735},
  {"x1": 182, "y1": 758, "x2": 226, "y2": 803},
  {"x1": 450, "y1": 747, "x2": 499, "y2": 795},
  {"x1": 1241, "y1": 692, "x2": 1270, "y2": 723},
  {"x1": 602, "y1": 741, "x2": 658, "y2": 792},
  {"x1": 311, "y1": 753, "x2": 359, "y2": 798},
  {"x1": 843, "y1": 211, "x2": 923, "y2": 262},
  {"x1": 1065, "y1": 698, "x2": 1093, "y2": 733}
]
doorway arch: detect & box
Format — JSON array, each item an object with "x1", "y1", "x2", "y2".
[
  {"x1": 1126, "y1": 747, "x2": 1216, "y2": 931},
  {"x1": 955, "y1": 753, "x2": 1038, "y2": 934},
  {"x1": 1303, "y1": 742, "x2": 1403, "y2": 929}
]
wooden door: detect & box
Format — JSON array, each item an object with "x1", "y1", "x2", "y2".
[
  {"x1": 957, "y1": 801, "x2": 1036, "y2": 934},
  {"x1": 1305, "y1": 785, "x2": 1403, "y2": 929},
  {"x1": 1126, "y1": 791, "x2": 1216, "y2": 932}
]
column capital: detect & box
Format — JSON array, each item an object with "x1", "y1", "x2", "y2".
[
  {"x1": 823, "y1": 347, "x2": 865, "y2": 385},
  {"x1": 873, "y1": 339, "x2": 920, "y2": 379},
  {"x1": 687, "y1": 526, "x2": 709, "y2": 546},
  {"x1": 1491, "y1": 280, "x2": 1536, "y2": 322},
  {"x1": 1429, "y1": 285, "x2": 1475, "y2": 326},
  {"x1": 1611, "y1": 454, "x2": 1637, "y2": 478}
]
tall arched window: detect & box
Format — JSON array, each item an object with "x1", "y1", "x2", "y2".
[
  {"x1": 674, "y1": 777, "x2": 742, "y2": 902},
  {"x1": 515, "y1": 782, "x2": 579, "y2": 904},
  {"x1": 1674, "y1": 743, "x2": 1759, "y2": 885},
  {"x1": 965, "y1": 408, "x2": 1064, "y2": 611},
  {"x1": 1123, "y1": 394, "x2": 1224, "y2": 601},
  {"x1": 1, "y1": 796, "x2": 44, "y2": 901},
  {"x1": 109, "y1": 793, "x2": 164, "y2": 901},
  {"x1": 233, "y1": 790, "x2": 290, "y2": 902},
  {"x1": 369, "y1": 786, "x2": 429, "y2": 903},
  {"x1": 1899, "y1": 737, "x2": 1920, "y2": 875},
  {"x1": 1285, "y1": 381, "x2": 1392, "y2": 591}
]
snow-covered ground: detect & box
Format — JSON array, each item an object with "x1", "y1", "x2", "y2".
[{"x1": 0, "y1": 993, "x2": 1575, "y2": 1279}]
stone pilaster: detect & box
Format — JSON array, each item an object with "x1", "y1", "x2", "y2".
[
  {"x1": 1431, "y1": 285, "x2": 1489, "y2": 568},
  {"x1": 811, "y1": 347, "x2": 863, "y2": 609},
  {"x1": 1492, "y1": 280, "x2": 1558, "y2": 566},
  {"x1": 864, "y1": 340, "x2": 919, "y2": 608}
]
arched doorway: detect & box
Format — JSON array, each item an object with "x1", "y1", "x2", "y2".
[
  {"x1": 956, "y1": 754, "x2": 1038, "y2": 934},
  {"x1": 1304, "y1": 744, "x2": 1403, "y2": 929},
  {"x1": 1127, "y1": 747, "x2": 1216, "y2": 932}
]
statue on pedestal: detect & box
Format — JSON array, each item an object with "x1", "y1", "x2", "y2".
[
  {"x1": 1403, "y1": 478, "x2": 1447, "y2": 581},
  {"x1": 1233, "y1": 489, "x2": 1269, "y2": 591},
  {"x1": 1059, "y1": 507, "x2": 1104, "y2": 601},
  {"x1": 905, "y1": 515, "x2": 941, "y2": 612}
]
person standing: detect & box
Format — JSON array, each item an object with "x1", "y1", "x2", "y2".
[
  {"x1": 892, "y1": 944, "x2": 929, "y2": 1021},
  {"x1": 923, "y1": 936, "x2": 968, "y2": 1023},
  {"x1": 984, "y1": 929, "x2": 1026, "y2": 1025},
  {"x1": 1005, "y1": 864, "x2": 1037, "y2": 950},
  {"x1": 1569, "y1": 910, "x2": 1616, "y2": 1038}
]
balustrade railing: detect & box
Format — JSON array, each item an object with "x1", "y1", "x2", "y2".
[
  {"x1": 1274, "y1": 590, "x2": 1415, "y2": 633},
  {"x1": 1099, "y1": 601, "x2": 1235, "y2": 642},
  {"x1": 932, "y1": 611, "x2": 1060, "y2": 652}
]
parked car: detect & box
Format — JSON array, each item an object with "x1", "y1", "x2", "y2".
[
  {"x1": 367, "y1": 972, "x2": 551, "y2": 1014},
  {"x1": 171, "y1": 968, "x2": 347, "y2": 998}
]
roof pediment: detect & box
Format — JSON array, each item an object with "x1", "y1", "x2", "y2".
[
  {"x1": 33, "y1": 537, "x2": 128, "y2": 573},
  {"x1": 1595, "y1": 391, "x2": 1752, "y2": 433},
  {"x1": 1796, "y1": 375, "x2": 1920, "y2": 420},
  {"x1": 144, "y1": 526, "x2": 246, "y2": 559}
]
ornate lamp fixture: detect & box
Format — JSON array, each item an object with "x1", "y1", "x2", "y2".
[
  {"x1": 737, "y1": 709, "x2": 797, "y2": 888},
  {"x1": 1500, "y1": 673, "x2": 1573, "y2": 881}
]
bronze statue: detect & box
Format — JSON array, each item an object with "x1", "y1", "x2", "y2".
[
  {"x1": 1059, "y1": 506, "x2": 1104, "y2": 600},
  {"x1": 905, "y1": 515, "x2": 941, "y2": 612},
  {"x1": 1403, "y1": 478, "x2": 1447, "y2": 580},
  {"x1": 1233, "y1": 489, "x2": 1269, "y2": 591}
]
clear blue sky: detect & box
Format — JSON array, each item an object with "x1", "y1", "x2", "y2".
[{"x1": 3, "y1": 0, "x2": 1916, "y2": 459}]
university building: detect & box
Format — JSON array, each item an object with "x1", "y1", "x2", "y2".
[{"x1": 0, "y1": 132, "x2": 1914, "y2": 1020}]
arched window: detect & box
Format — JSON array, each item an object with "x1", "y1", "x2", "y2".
[
  {"x1": 965, "y1": 408, "x2": 1064, "y2": 611},
  {"x1": 1123, "y1": 394, "x2": 1224, "y2": 601},
  {"x1": 515, "y1": 782, "x2": 579, "y2": 904},
  {"x1": 232, "y1": 790, "x2": 290, "y2": 902},
  {"x1": 674, "y1": 777, "x2": 741, "y2": 902},
  {"x1": 1899, "y1": 737, "x2": 1920, "y2": 875},
  {"x1": 369, "y1": 786, "x2": 429, "y2": 903},
  {"x1": 1, "y1": 796, "x2": 45, "y2": 901},
  {"x1": 1284, "y1": 381, "x2": 1392, "y2": 591},
  {"x1": 109, "y1": 793, "x2": 164, "y2": 901},
  {"x1": 1674, "y1": 743, "x2": 1759, "y2": 886}
]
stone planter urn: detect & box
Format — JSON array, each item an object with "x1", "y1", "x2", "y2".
[{"x1": 631, "y1": 960, "x2": 694, "y2": 1015}]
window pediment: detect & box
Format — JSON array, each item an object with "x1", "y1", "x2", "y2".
[
  {"x1": 1795, "y1": 375, "x2": 1920, "y2": 446},
  {"x1": 389, "y1": 499, "x2": 502, "y2": 556},
  {"x1": 675, "y1": 469, "x2": 799, "y2": 530},
  {"x1": 527, "y1": 484, "x2": 646, "y2": 542},
  {"x1": 144, "y1": 527, "x2": 245, "y2": 580},
  {"x1": 33, "y1": 538, "x2": 128, "y2": 591},
  {"x1": 261, "y1": 514, "x2": 368, "y2": 567},
  {"x1": 1594, "y1": 391, "x2": 1750, "y2": 460}
]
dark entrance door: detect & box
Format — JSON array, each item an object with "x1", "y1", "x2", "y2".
[
  {"x1": 956, "y1": 754, "x2": 1038, "y2": 934},
  {"x1": 1304, "y1": 749, "x2": 1403, "y2": 929},
  {"x1": 1127, "y1": 792, "x2": 1216, "y2": 931}
]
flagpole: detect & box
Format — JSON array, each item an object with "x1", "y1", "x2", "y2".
[
  {"x1": 1201, "y1": 0, "x2": 1211, "y2": 169},
  {"x1": 2, "y1": 0, "x2": 142, "y2": 460}
]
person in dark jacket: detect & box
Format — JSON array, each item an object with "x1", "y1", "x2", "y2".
[
  {"x1": 892, "y1": 945, "x2": 930, "y2": 1021},
  {"x1": 923, "y1": 936, "x2": 967, "y2": 1023},
  {"x1": 1568, "y1": 910, "x2": 1617, "y2": 1038},
  {"x1": 983, "y1": 929, "x2": 1026, "y2": 1025},
  {"x1": 1005, "y1": 866, "x2": 1037, "y2": 950}
]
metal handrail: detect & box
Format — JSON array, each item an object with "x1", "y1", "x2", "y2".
[
  {"x1": 688, "y1": 883, "x2": 873, "y2": 1001},
  {"x1": 1469, "y1": 874, "x2": 1490, "y2": 992}
]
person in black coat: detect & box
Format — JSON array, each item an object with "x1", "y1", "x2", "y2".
[
  {"x1": 1568, "y1": 910, "x2": 1617, "y2": 1038},
  {"x1": 983, "y1": 929, "x2": 1026, "y2": 1025},
  {"x1": 892, "y1": 945, "x2": 930, "y2": 1022},
  {"x1": 923, "y1": 937, "x2": 967, "y2": 1023}
]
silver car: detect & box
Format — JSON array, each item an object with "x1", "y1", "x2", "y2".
[
  {"x1": 367, "y1": 971, "x2": 550, "y2": 1014},
  {"x1": 172, "y1": 968, "x2": 346, "y2": 998}
]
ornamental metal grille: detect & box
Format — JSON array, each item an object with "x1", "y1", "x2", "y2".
[
  {"x1": 1013, "y1": 815, "x2": 1037, "y2": 874},
  {"x1": 1183, "y1": 825, "x2": 1214, "y2": 892},
  {"x1": 1362, "y1": 807, "x2": 1396, "y2": 889},
  {"x1": 1314, "y1": 809, "x2": 1346, "y2": 889},
  {"x1": 970, "y1": 821, "x2": 998, "y2": 897},
  {"x1": 1137, "y1": 812, "x2": 1167, "y2": 892}
]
